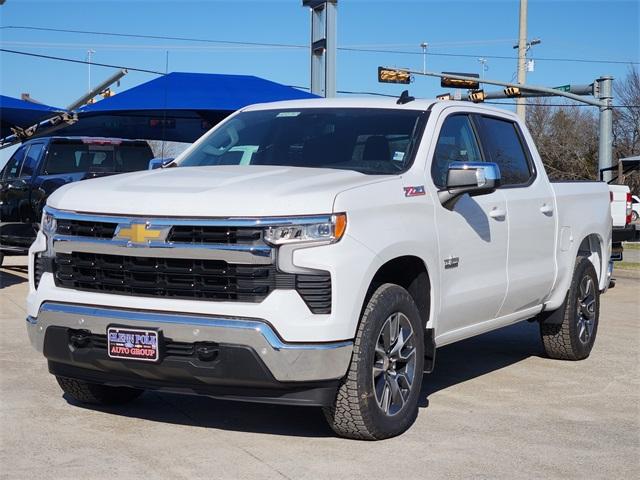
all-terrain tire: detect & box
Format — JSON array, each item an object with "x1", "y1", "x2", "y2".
[
  {"x1": 540, "y1": 256, "x2": 600, "y2": 360},
  {"x1": 323, "y1": 284, "x2": 424, "y2": 440},
  {"x1": 56, "y1": 376, "x2": 144, "y2": 405}
]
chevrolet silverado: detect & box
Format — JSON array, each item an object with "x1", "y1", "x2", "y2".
[{"x1": 27, "y1": 98, "x2": 612, "y2": 439}]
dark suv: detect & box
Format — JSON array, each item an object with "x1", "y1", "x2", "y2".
[{"x1": 0, "y1": 137, "x2": 154, "y2": 264}]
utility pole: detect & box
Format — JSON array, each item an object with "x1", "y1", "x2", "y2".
[
  {"x1": 420, "y1": 42, "x2": 428, "y2": 74},
  {"x1": 516, "y1": 0, "x2": 528, "y2": 120}
]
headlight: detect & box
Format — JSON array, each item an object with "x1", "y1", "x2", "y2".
[
  {"x1": 40, "y1": 208, "x2": 57, "y2": 255},
  {"x1": 41, "y1": 208, "x2": 57, "y2": 236},
  {"x1": 264, "y1": 213, "x2": 347, "y2": 246}
]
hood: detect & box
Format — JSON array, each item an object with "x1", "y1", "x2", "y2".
[{"x1": 48, "y1": 165, "x2": 394, "y2": 217}]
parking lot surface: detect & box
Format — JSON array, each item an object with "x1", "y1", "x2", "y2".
[{"x1": 1, "y1": 256, "x2": 639, "y2": 479}]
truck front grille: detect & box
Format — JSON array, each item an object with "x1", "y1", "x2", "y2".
[
  {"x1": 53, "y1": 252, "x2": 331, "y2": 312},
  {"x1": 167, "y1": 226, "x2": 262, "y2": 244},
  {"x1": 55, "y1": 220, "x2": 263, "y2": 245},
  {"x1": 56, "y1": 219, "x2": 117, "y2": 239}
]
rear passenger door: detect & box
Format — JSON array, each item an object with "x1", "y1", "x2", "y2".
[{"x1": 475, "y1": 115, "x2": 556, "y2": 316}]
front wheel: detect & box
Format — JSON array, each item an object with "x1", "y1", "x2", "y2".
[
  {"x1": 632, "y1": 210, "x2": 639, "y2": 222},
  {"x1": 540, "y1": 256, "x2": 600, "y2": 360},
  {"x1": 323, "y1": 284, "x2": 424, "y2": 440}
]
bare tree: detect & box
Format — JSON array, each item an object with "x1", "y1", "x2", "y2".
[{"x1": 527, "y1": 98, "x2": 598, "y2": 181}]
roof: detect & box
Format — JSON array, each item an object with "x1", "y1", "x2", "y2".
[
  {"x1": 0, "y1": 95, "x2": 62, "y2": 138},
  {"x1": 49, "y1": 72, "x2": 317, "y2": 142},
  {"x1": 79, "y1": 72, "x2": 317, "y2": 114},
  {"x1": 242, "y1": 96, "x2": 437, "y2": 111}
]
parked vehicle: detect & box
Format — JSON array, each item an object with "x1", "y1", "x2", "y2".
[
  {"x1": 609, "y1": 184, "x2": 635, "y2": 260},
  {"x1": 27, "y1": 99, "x2": 612, "y2": 439},
  {"x1": 0, "y1": 137, "x2": 154, "y2": 265},
  {"x1": 632, "y1": 195, "x2": 639, "y2": 223}
]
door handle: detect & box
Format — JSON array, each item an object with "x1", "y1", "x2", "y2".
[
  {"x1": 540, "y1": 203, "x2": 554, "y2": 216},
  {"x1": 489, "y1": 207, "x2": 506, "y2": 220}
]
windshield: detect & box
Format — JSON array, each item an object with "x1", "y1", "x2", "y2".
[
  {"x1": 174, "y1": 108, "x2": 427, "y2": 174},
  {"x1": 43, "y1": 141, "x2": 154, "y2": 175}
]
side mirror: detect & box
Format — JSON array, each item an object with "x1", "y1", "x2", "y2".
[
  {"x1": 438, "y1": 162, "x2": 501, "y2": 208},
  {"x1": 148, "y1": 158, "x2": 174, "y2": 170},
  {"x1": 7, "y1": 179, "x2": 29, "y2": 191}
]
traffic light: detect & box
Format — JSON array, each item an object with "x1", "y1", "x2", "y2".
[
  {"x1": 504, "y1": 87, "x2": 522, "y2": 97},
  {"x1": 101, "y1": 88, "x2": 115, "y2": 99},
  {"x1": 469, "y1": 90, "x2": 486, "y2": 103},
  {"x1": 436, "y1": 93, "x2": 452, "y2": 101},
  {"x1": 378, "y1": 67, "x2": 411, "y2": 84},
  {"x1": 441, "y1": 72, "x2": 480, "y2": 89}
]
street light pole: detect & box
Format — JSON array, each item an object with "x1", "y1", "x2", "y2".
[
  {"x1": 86, "y1": 49, "x2": 96, "y2": 91},
  {"x1": 478, "y1": 57, "x2": 488, "y2": 80},
  {"x1": 420, "y1": 42, "x2": 428, "y2": 74}
]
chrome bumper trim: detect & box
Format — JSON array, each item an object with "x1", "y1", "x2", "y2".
[
  {"x1": 28, "y1": 302, "x2": 352, "y2": 382},
  {"x1": 53, "y1": 235, "x2": 273, "y2": 264}
]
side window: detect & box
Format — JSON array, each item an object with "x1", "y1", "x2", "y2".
[
  {"x1": 2, "y1": 146, "x2": 27, "y2": 180},
  {"x1": 478, "y1": 116, "x2": 533, "y2": 186},
  {"x1": 20, "y1": 143, "x2": 44, "y2": 178},
  {"x1": 431, "y1": 114, "x2": 483, "y2": 188}
]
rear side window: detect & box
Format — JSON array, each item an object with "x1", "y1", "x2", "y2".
[
  {"x1": 43, "y1": 142, "x2": 154, "y2": 175},
  {"x1": 477, "y1": 116, "x2": 533, "y2": 186},
  {"x1": 21, "y1": 143, "x2": 44, "y2": 177},
  {"x1": 431, "y1": 114, "x2": 483, "y2": 188},
  {"x1": 2, "y1": 146, "x2": 27, "y2": 180}
]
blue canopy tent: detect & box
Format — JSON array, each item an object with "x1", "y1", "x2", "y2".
[
  {"x1": 54, "y1": 72, "x2": 317, "y2": 142},
  {"x1": 0, "y1": 95, "x2": 62, "y2": 138}
]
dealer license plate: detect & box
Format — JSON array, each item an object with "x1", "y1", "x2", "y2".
[{"x1": 107, "y1": 326, "x2": 160, "y2": 362}]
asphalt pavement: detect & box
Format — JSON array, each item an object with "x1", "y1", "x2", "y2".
[{"x1": 1, "y1": 256, "x2": 638, "y2": 479}]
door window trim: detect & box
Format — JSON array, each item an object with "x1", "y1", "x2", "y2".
[
  {"x1": 429, "y1": 112, "x2": 486, "y2": 189},
  {"x1": 20, "y1": 142, "x2": 45, "y2": 179},
  {"x1": 472, "y1": 113, "x2": 537, "y2": 189}
]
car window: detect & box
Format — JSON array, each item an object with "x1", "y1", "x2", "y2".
[
  {"x1": 478, "y1": 116, "x2": 533, "y2": 186},
  {"x1": 431, "y1": 114, "x2": 483, "y2": 188},
  {"x1": 20, "y1": 143, "x2": 44, "y2": 177},
  {"x1": 44, "y1": 142, "x2": 154, "y2": 174},
  {"x1": 175, "y1": 108, "x2": 426, "y2": 175},
  {"x1": 2, "y1": 146, "x2": 27, "y2": 180}
]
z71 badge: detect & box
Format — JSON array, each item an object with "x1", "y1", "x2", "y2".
[{"x1": 403, "y1": 185, "x2": 426, "y2": 197}]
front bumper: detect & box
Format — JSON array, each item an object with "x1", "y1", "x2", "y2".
[{"x1": 28, "y1": 302, "x2": 353, "y2": 405}]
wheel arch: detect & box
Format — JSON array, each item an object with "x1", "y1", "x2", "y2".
[
  {"x1": 364, "y1": 255, "x2": 432, "y2": 329},
  {"x1": 545, "y1": 231, "x2": 608, "y2": 312}
]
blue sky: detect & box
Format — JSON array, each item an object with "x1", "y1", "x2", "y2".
[{"x1": 1, "y1": 0, "x2": 638, "y2": 107}]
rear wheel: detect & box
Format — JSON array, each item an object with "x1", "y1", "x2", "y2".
[
  {"x1": 323, "y1": 284, "x2": 424, "y2": 440},
  {"x1": 56, "y1": 376, "x2": 144, "y2": 405},
  {"x1": 632, "y1": 210, "x2": 639, "y2": 222},
  {"x1": 540, "y1": 256, "x2": 600, "y2": 360}
]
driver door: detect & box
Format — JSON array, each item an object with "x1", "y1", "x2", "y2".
[{"x1": 430, "y1": 112, "x2": 509, "y2": 344}]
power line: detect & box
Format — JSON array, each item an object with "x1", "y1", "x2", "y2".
[
  {"x1": 2, "y1": 25, "x2": 638, "y2": 65},
  {"x1": 0, "y1": 48, "x2": 165, "y2": 75},
  {"x1": 0, "y1": 25, "x2": 307, "y2": 49}
]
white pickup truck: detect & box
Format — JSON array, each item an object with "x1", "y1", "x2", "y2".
[{"x1": 27, "y1": 98, "x2": 612, "y2": 439}]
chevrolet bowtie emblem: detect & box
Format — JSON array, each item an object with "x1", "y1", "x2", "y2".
[{"x1": 115, "y1": 222, "x2": 169, "y2": 244}]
